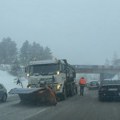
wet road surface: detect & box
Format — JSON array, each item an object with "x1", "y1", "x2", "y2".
[{"x1": 0, "y1": 88, "x2": 120, "y2": 120}]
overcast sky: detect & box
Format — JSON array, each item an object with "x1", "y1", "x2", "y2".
[{"x1": 0, "y1": 0, "x2": 120, "y2": 65}]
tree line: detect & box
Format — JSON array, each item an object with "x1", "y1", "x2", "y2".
[
  {"x1": 0, "y1": 37, "x2": 53, "y2": 75},
  {"x1": 0, "y1": 37, "x2": 52, "y2": 65}
]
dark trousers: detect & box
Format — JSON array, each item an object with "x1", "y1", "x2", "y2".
[{"x1": 80, "y1": 85, "x2": 85, "y2": 96}]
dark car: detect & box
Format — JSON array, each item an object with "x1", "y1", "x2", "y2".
[
  {"x1": 88, "y1": 80, "x2": 99, "y2": 90},
  {"x1": 98, "y1": 80, "x2": 120, "y2": 101},
  {"x1": 0, "y1": 83, "x2": 7, "y2": 102}
]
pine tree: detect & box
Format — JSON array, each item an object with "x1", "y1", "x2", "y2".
[
  {"x1": 19, "y1": 40, "x2": 31, "y2": 65},
  {"x1": 0, "y1": 37, "x2": 17, "y2": 64}
]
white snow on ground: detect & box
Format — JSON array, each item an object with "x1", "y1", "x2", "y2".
[{"x1": 0, "y1": 70, "x2": 28, "y2": 93}]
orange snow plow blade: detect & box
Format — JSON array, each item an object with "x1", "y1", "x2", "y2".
[{"x1": 9, "y1": 87, "x2": 57, "y2": 105}]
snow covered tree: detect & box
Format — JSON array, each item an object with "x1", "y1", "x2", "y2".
[
  {"x1": 30, "y1": 42, "x2": 44, "y2": 61},
  {"x1": 19, "y1": 40, "x2": 31, "y2": 65},
  {"x1": 10, "y1": 59, "x2": 21, "y2": 76},
  {"x1": 19, "y1": 41, "x2": 53, "y2": 65},
  {"x1": 0, "y1": 37, "x2": 17, "y2": 64},
  {"x1": 43, "y1": 47, "x2": 52, "y2": 60}
]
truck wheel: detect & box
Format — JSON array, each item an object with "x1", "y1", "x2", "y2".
[
  {"x1": 75, "y1": 87, "x2": 78, "y2": 94},
  {"x1": 71, "y1": 89, "x2": 75, "y2": 96},
  {"x1": 61, "y1": 88, "x2": 66, "y2": 100}
]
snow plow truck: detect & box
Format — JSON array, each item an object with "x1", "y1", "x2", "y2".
[{"x1": 9, "y1": 59, "x2": 77, "y2": 105}]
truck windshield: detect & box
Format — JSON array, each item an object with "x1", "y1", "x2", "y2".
[{"x1": 29, "y1": 64, "x2": 59, "y2": 75}]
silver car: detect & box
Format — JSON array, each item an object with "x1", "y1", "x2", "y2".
[
  {"x1": 0, "y1": 83, "x2": 7, "y2": 102},
  {"x1": 88, "y1": 81, "x2": 99, "y2": 90}
]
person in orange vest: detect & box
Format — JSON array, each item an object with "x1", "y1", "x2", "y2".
[{"x1": 79, "y1": 77, "x2": 86, "y2": 96}]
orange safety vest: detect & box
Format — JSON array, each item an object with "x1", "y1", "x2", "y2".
[{"x1": 79, "y1": 78, "x2": 86, "y2": 85}]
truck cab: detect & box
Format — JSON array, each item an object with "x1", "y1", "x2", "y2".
[{"x1": 25, "y1": 59, "x2": 77, "y2": 100}]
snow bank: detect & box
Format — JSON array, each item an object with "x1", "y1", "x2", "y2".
[{"x1": 0, "y1": 70, "x2": 28, "y2": 92}]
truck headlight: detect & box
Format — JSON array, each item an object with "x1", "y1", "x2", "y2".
[
  {"x1": 56, "y1": 84, "x2": 62, "y2": 90},
  {"x1": 27, "y1": 73, "x2": 30, "y2": 77},
  {"x1": 57, "y1": 71, "x2": 60, "y2": 75}
]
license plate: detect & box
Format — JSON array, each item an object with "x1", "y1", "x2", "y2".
[{"x1": 108, "y1": 88, "x2": 117, "y2": 91}]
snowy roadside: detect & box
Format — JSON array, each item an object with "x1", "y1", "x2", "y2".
[{"x1": 0, "y1": 70, "x2": 28, "y2": 94}]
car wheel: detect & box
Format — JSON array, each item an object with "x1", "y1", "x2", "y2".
[{"x1": 1, "y1": 94, "x2": 7, "y2": 102}]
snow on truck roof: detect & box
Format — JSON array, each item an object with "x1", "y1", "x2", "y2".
[{"x1": 29, "y1": 59, "x2": 60, "y2": 65}]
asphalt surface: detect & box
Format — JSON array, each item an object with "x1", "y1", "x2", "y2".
[
  {"x1": 27, "y1": 88, "x2": 120, "y2": 120},
  {"x1": 0, "y1": 95, "x2": 49, "y2": 120},
  {"x1": 0, "y1": 88, "x2": 120, "y2": 120}
]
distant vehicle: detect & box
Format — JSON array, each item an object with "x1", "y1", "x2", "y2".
[
  {"x1": 0, "y1": 83, "x2": 7, "y2": 102},
  {"x1": 98, "y1": 80, "x2": 120, "y2": 101},
  {"x1": 88, "y1": 80, "x2": 99, "y2": 90}
]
